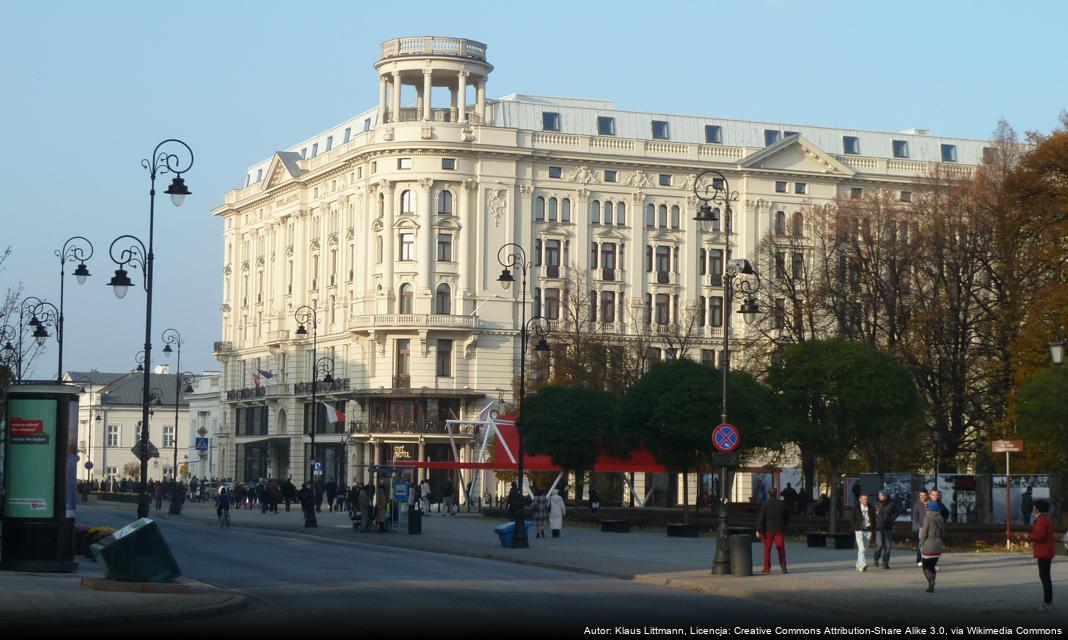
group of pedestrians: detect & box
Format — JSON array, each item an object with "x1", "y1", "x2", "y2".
[
  {"x1": 752, "y1": 485, "x2": 1059, "y2": 609},
  {"x1": 514, "y1": 483, "x2": 566, "y2": 539}
]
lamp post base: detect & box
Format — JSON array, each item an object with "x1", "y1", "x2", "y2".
[
  {"x1": 136, "y1": 495, "x2": 150, "y2": 519},
  {"x1": 511, "y1": 512, "x2": 529, "y2": 549}
]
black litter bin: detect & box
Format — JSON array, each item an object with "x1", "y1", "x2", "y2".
[
  {"x1": 408, "y1": 506, "x2": 422, "y2": 534},
  {"x1": 90, "y1": 518, "x2": 181, "y2": 583},
  {"x1": 729, "y1": 534, "x2": 753, "y2": 577}
]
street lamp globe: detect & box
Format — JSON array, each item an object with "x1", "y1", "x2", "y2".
[
  {"x1": 534, "y1": 337, "x2": 551, "y2": 352},
  {"x1": 295, "y1": 324, "x2": 308, "y2": 336},
  {"x1": 73, "y1": 262, "x2": 91, "y2": 285},
  {"x1": 165, "y1": 175, "x2": 191, "y2": 207},
  {"x1": 1050, "y1": 341, "x2": 1064, "y2": 365},
  {"x1": 162, "y1": 343, "x2": 173, "y2": 357},
  {"x1": 693, "y1": 205, "x2": 718, "y2": 234},
  {"x1": 32, "y1": 324, "x2": 49, "y2": 346},
  {"x1": 739, "y1": 297, "x2": 760, "y2": 325},
  {"x1": 108, "y1": 268, "x2": 133, "y2": 299},
  {"x1": 497, "y1": 268, "x2": 514, "y2": 291}
]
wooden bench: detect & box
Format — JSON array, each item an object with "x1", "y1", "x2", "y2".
[
  {"x1": 666, "y1": 523, "x2": 701, "y2": 538},
  {"x1": 600, "y1": 519, "x2": 631, "y2": 533}
]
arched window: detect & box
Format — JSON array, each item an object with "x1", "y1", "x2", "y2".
[
  {"x1": 534, "y1": 197, "x2": 545, "y2": 221},
  {"x1": 792, "y1": 211, "x2": 804, "y2": 237},
  {"x1": 399, "y1": 283, "x2": 414, "y2": 314},
  {"x1": 775, "y1": 211, "x2": 786, "y2": 235},
  {"x1": 658, "y1": 205, "x2": 668, "y2": 228},
  {"x1": 616, "y1": 202, "x2": 626, "y2": 226},
  {"x1": 400, "y1": 190, "x2": 414, "y2": 214},
  {"x1": 604, "y1": 202, "x2": 614, "y2": 226},
  {"x1": 548, "y1": 197, "x2": 558, "y2": 222},
  {"x1": 590, "y1": 200, "x2": 601, "y2": 224},
  {"x1": 435, "y1": 283, "x2": 451, "y2": 315},
  {"x1": 670, "y1": 205, "x2": 680, "y2": 229},
  {"x1": 438, "y1": 190, "x2": 453, "y2": 215},
  {"x1": 561, "y1": 198, "x2": 571, "y2": 222},
  {"x1": 645, "y1": 204, "x2": 655, "y2": 227}
]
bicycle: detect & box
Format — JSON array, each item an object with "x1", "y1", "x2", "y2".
[{"x1": 218, "y1": 508, "x2": 230, "y2": 528}]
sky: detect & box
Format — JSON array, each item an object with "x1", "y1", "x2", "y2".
[{"x1": 1, "y1": 0, "x2": 1065, "y2": 377}]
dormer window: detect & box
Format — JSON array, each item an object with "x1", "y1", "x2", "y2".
[
  {"x1": 651, "y1": 120, "x2": 670, "y2": 140},
  {"x1": 542, "y1": 112, "x2": 561, "y2": 131}
]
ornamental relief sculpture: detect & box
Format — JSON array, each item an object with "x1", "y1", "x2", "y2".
[
  {"x1": 567, "y1": 165, "x2": 597, "y2": 185},
  {"x1": 487, "y1": 189, "x2": 508, "y2": 228},
  {"x1": 627, "y1": 170, "x2": 652, "y2": 188}
]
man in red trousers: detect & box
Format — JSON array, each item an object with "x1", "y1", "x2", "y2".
[{"x1": 755, "y1": 487, "x2": 789, "y2": 574}]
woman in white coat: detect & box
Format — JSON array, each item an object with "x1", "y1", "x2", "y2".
[{"x1": 548, "y1": 489, "x2": 566, "y2": 538}]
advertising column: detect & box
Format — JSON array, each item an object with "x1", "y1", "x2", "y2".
[{"x1": 1, "y1": 383, "x2": 80, "y2": 572}]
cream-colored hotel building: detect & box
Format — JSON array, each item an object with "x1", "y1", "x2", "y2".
[{"x1": 211, "y1": 36, "x2": 986, "y2": 498}]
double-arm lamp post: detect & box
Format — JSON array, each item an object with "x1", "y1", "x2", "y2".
[
  {"x1": 53, "y1": 236, "x2": 94, "y2": 381},
  {"x1": 497, "y1": 242, "x2": 552, "y2": 549},
  {"x1": 295, "y1": 304, "x2": 332, "y2": 528},
  {"x1": 692, "y1": 169, "x2": 763, "y2": 575},
  {"x1": 105, "y1": 139, "x2": 193, "y2": 519},
  {"x1": 163, "y1": 326, "x2": 194, "y2": 514}
]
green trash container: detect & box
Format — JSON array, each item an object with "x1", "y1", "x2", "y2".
[{"x1": 90, "y1": 518, "x2": 181, "y2": 583}]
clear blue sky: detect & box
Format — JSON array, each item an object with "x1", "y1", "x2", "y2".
[{"x1": 1, "y1": 0, "x2": 1064, "y2": 376}]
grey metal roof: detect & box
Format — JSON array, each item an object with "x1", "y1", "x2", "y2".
[
  {"x1": 93, "y1": 371, "x2": 189, "y2": 407},
  {"x1": 63, "y1": 371, "x2": 126, "y2": 386},
  {"x1": 277, "y1": 151, "x2": 305, "y2": 178}
]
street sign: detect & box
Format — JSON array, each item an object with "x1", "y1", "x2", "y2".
[
  {"x1": 393, "y1": 482, "x2": 409, "y2": 500},
  {"x1": 991, "y1": 440, "x2": 1024, "y2": 453},
  {"x1": 130, "y1": 441, "x2": 160, "y2": 462},
  {"x1": 84, "y1": 461, "x2": 94, "y2": 471},
  {"x1": 195, "y1": 437, "x2": 209, "y2": 452},
  {"x1": 313, "y1": 461, "x2": 323, "y2": 475},
  {"x1": 196, "y1": 426, "x2": 208, "y2": 437},
  {"x1": 712, "y1": 423, "x2": 740, "y2": 453}
]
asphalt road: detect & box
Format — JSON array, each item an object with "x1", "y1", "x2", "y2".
[{"x1": 73, "y1": 504, "x2": 832, "y2": 638}]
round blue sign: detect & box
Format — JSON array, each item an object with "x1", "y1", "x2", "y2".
[{"x1": 712, "y1": 423, "x2": 740, "y2": 453}]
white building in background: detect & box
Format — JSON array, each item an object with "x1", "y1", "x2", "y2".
[
  {"x1": 66, "y1": 367, "x2": 191, "y2": 484},
  {"x1": 211, "y1": 36, "x2": 987, "y2": 497},
  {"x1": 185, "y1": 371, "x2": 222, "y2": 480}
]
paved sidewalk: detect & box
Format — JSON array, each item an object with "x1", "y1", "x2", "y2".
[
  {"x1": 126, "y1": 500, "x2": 1066, "y2": 626},
  {"x1": 0, "y1": 557, "x2": 246, "y2": 631}
]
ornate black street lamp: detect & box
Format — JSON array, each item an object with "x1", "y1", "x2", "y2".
[
  {"x1": 162, "y1": 327, "x2": 193, "y2": 514},
  {"x1": 54, "y1": 236, "x2": 94, "y2": 381},
  {"x1": 693, "y1": 170, "x2": 763, "y2": 575},
  {"x1": 497, "y1": 242, "x2": 552, "y2": 549},
  {"x1": 1050, "y1": 341, "x2": 1064, "y2": 365},
  {"x1": 106, "y1": 139, "x2": 193, "y2": 519},
  {"x1": 294, "y1": 304, "x2": 321, "y2": 528}
]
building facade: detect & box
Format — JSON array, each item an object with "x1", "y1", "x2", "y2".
[
  {"x1": 185, "y1": 371, "x2": 222, "y2": 480},
  {"x1": 212, "y1": 36, "x2": 985, "y2": 490}
]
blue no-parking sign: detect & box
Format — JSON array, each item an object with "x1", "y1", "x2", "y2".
[{"x1": 712, "y1": 423, "x2": 740, "y2": 453}]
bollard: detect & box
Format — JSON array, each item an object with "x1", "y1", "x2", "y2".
[{"x1": 729, "y1": 534, "x2": 753, "y2": 576}]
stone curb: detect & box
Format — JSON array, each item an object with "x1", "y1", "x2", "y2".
[
  {"x1": 81, "y1": 576, "x2": 193, "y2": 594},
  {"x1": 0, "y1": 590, "x2": 247, "y2": 631}
]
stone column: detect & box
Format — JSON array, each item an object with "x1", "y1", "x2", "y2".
[
  {"x1": 457, "y1": 72, "x2": 468, "y2": 123},
  {"x1": 417, "y1": 439, "x2": 426, "y2": 484},
  {"x1": 449, "y1": 81, "x2": 458, "y2": 122},
  {"x1": 458, "y1": 179, "x2": 476, "y2": 299},
  {"x1": 419, "y1": 178, "x2": 435, "y2": 294},
  {"x1": 422, "y1": 70, "x2": 433, "y2": 122},
  {"x1": 391, "y1": 72, "x2": 402, "y2": 123},
  {"x1": 371, "y1": 440, "x2": 381, "y2": 486},
  {"x1": 476, "y1": 79, "x2": 486, "y2": 121},
  {"x1": 380, "y1": 182, "x2": 395, "y2": 308},
  {"x1": 378, "y1": 76, "x2": 388, "y2": 123}
]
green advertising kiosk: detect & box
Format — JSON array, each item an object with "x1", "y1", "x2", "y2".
[{"x1": 1, "y1": 382, "x2": 80, "y2": 572}]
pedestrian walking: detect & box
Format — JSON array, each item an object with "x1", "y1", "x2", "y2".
[
  {"x1": 548, "y1": 489, "x2": 566, "y2": 538},
  {"x1": 420, "y1": 479, "x2": 431, "y2": 513},
  {"x1": 314, "y1": 480, "x2": 325, "y2": 513},
  {"x1": 532, "y1": 490, "x2": 550, "y2": 539},
  {"x1": 1022, "y1": 487, "x2": 1035, "y2": 526},
  {"x1": 911, "y1": 488, "x2": 930, "y2": 566},
  {"x1": 298, "y1": 482, "x2": 317, "y2": 528},
  {"x1": 1030, "y1": 499, "x2": 1056, "y2": 611},
  {"x1": 873, "y1": 490, "x2": 898, "y2": 569},
  {"x1": 781, "y1": 483, "x2": 799, "y2": 515},
  {"x1": 357, "y1": 483, "x2": 372, "y2": 531},
  {"x1": 325, "y1": 479, "x2": 338, "y2": 512},
  {"x1": 589, "y1": 487, "x2": 600, "y2": 514},
  {"x1": 851, "y1": 493, "x2": 876, "y2": 572},
  {"x1": 375, "y1": 484, "x2": 388, "y2": 532},
  {"x1": 919, "y1": 500, "x2": 945, "y2": 592},
  {"x1": 442, "y1": 479, "x2": 455, "y2": 515},
  {"x1": 152, "y1": 481, "x2": 163, "y2": 511},
  {"x1": 283, "y1": 478, "x2": 296, "y2": 512},
  {"x1": 755, "y1": 487, "x2": 789, "y2": 574}
]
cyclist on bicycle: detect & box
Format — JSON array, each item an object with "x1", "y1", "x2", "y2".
[{"x1": 216, "y1": 486, "x2": 231, "y2": 522}]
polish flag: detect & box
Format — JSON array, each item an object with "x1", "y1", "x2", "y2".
[{"x1": 322, "y1": 402, "x2": 345, "y2": 424}]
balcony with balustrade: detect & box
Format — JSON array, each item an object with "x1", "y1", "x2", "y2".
[
  {"x1": 347, "y1": 314, "x2": 478, "y2": 333},
  {"x1": 379, "y1": 37, "x2": 487, "y2": 62}
]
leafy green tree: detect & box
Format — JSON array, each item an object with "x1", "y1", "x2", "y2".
[
  {"x1": 522, "y1": 384, "x2": 619, "y2": 498},
  {"x1": 621, "y1": 359, "x2": 784, "y2": 522},
  {"x1": 1016, "y1": 364, "x2": 1068, "y2": 476},
  {"x1": 767, "y1": 338, "x2": 923, "y2": 533}
]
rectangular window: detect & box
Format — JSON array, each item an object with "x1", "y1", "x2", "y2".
[
  {"x1": 698, "y1": 295, "x2": 707, "y2": 326},
  {"x1": 710, "y1": 296, "x2": 723, "y2": 327},
  {"x1": 396, "y1": 339, "x2": 410, "y2": 378},
  {"x1": 106, "y1": 425, "x2": 119, "y2": 447},
  {"x1": 398, "y1": 157, "x2": 412, "y2": 170},
  {"x1": 436, "y1": 339, "x2": 453, "y2": 377},
  {"x1": 600, "y1": 243, "x2": 616, "y2": 270},
  {"x1": 792, "y1": 252, "x2": 804, "y2": 279},
  {"x1": 843, "y1": 136, "x2": 860, "y2": 155},
  {"x1": 784, "y1": 130, "x2": 799, "y2": 138},
  {"x1": 651, "y1": 120, "x2": 670, "y2": 140},
  {"x1": 658, "y1": 174, "x2": 672, "y2": 186},
  {"x1": 548, "y1": 166, "x2": 562, "y2": 179},
  {"x1": 364, "y1": 118, "x2": 372, "y2": 131},
  {"x1": 603, "y1": 170, "x2": 617, "y2": 183},
  {"x1": 441, "y1": 158, "x2": 456, "y2": 170},
  {"x1": 655, "y1": 246, "x2": 670, "y2": 273},
  {"x1": 704, "y1": 125, "x2": 723, "y2": 144},
  {"x1": 709, "y1": 249, "x2": 723, "y2": 286},
  {"x1": 600, "y1": 291, "x2": 616, "y2": 323},
  {"x1": 764, "y1": 129, "x2": 781, "y2": 146},
  {"x1": 375, "y1": 236, "x2": 383, "y2": 264},
  {"x1": 545, "y1": 239, "x2": 561, "y2": 268},
  {"x1": 437, "y1": 233, "x2": 453, "y2": 261},
  {"x1": 655, "y1": 293, "x2": 670, "y2": 325},
  {"x1": 892, "y1": 140, "x2": 909, "y2": 158},
  {"x1": 774, "y1": 299, "x2": 786, "y2": 330},
  {"x1": 542, "y1": 112, "x2": 561, "y2": 131},
  {"x1": 301, "y1": 147, "x2": 307, "y2": 159},
  {"x1": 794, "y1": 182, "x2": 807, "y2": 195},
  {"x1": 701, "y1": 349, "x2": 716, "y2": 367},
  {"x1": 940, "y1": 144, "x2": 957, "y2": 162},
  {"x1": 850, "y1": 187, "x2": 863, "y2": 199},
  {"x1": 162, "y1": 425, "x2": 174, "y2": 448},
  {"x1": 900, "y1": 190, "x2": 912, "y2": 203},
  {"x1": 775, "y1": 251, "x2": 786, "y2": 279},
  {"x1": 399, "y1": 233, "x2": 415, "y2": 261},
  {"x1": 370, "y1": 161, "x2": 377, "y2": 173},
  {"x1": 544, "y1": 288, "x2": 560, "y2": 320},
  {"x1": 597, "y1": 116, "x2": 616, "y2": 136},
  {"x1": 311, "y1": 143, "x2": 319, "y2": 157},
  {"x1": 343, "y1": 128, "x2": 351, "y2": 143},
  {"x1": 982, "y1": 146, "x2": 996, "y2": 164},
  {"x1": 775, "y1": 181, "x2": 787, "y2": 193},
  {"x1": 325, "y1": 136, "x2": 333, "y2": 151}
]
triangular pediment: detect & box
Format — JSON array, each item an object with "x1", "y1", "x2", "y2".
[
  {"x1": 260, "y1": 151, "x2": 306, "y2": 192},
  {"x1": 740, "y1": 135, "x2": 854, "y2": 177}
]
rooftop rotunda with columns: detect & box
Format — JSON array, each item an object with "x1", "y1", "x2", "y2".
[{"x1": 375, "y1": 36, "x2": 492, "y2": 125}]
